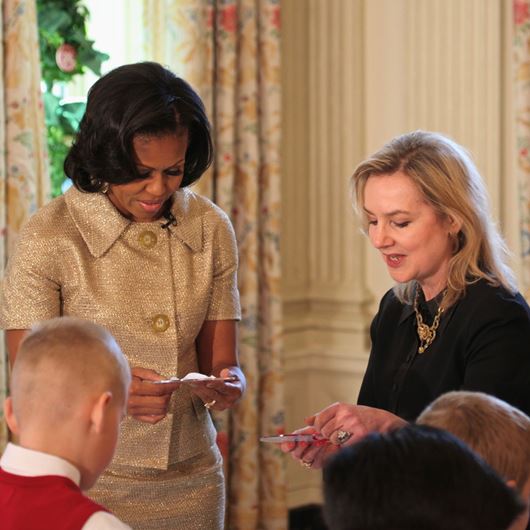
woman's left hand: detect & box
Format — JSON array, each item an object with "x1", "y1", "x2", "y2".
[
  {"x1": 189, "y1": 366, "x2": 245, "y2": 412},
  {"x1": 308, "y1": 402, "x2": 407, "y2": 446}
]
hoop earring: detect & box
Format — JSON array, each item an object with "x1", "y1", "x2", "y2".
[{"x1": 89, "y1": 175, "x2": 109, "y2": 194}]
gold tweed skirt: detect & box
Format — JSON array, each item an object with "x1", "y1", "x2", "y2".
[{"x1": 89, "y1": 446, "x2": 225, "y2": 529}]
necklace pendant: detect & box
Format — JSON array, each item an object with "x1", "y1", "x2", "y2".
[
  {"x1": 417, "y1": 323, "x2": 433, "y2": 342},
  {"x1": 414, "y1": 288, "x2": 446, "y2": 356}
]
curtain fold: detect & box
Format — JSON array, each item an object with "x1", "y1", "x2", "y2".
[
  {"x1": 514, "y1": 0, "x2": 530, "y2": 294},
  {"x1": 0, "y1": 0, "x2": 50, "y2": 450},
  {"x1": 143, "y1": 1, "x2": 286, "y2": 528}
]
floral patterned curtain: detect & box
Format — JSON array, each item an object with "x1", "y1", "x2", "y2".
[
  {"x1": 515, "y1": 0, "x2": 530, "y2": 294},
  {"x1": 143, "y1": 1, "x2": 286, "y2": 528},
  {"x1": 0, "y1": 0, "x2": 50, "y2": 450}
]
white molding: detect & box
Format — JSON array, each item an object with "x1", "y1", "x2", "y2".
[
  {"x1": 405, "y1": 0, "x2": 502, "y2": 216},
  {"x1": 284, "y1": 348, "x2": 369, "y2": 375}
]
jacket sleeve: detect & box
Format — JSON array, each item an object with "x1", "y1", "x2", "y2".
[
  {"x1": 461, "y1": 290, "x2": 530, "y2": 415},
  {"x1": 0, "y1": 217, "x2": 62, "y2": 329},
  {"x1": 204, "y1": 207, "x2": 241, "y2": 321},
  {"x1": 356, "y1": 309, "x2": 380, "y2": 407}
]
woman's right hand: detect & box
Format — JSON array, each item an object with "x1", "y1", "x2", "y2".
[
  {"x1": 281, "y1": 403, "x2": 407, "y2": 469},
  {"x1": 280, "y1": 425, "x2": 340, "y2": 470},
  {"x1": 308, "y1": 402, "x2": 407, "y2": 445},
  {"x1": 127, "y1": 367, "x2": 180, "y2": 424}
]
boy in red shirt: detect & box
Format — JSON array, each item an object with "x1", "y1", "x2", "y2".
[{"x1": 0, "y1": 317, "x2": 132, "y2": 530}]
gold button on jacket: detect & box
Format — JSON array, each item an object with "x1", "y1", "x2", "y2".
[
  {"x1": 0, "y1": 186, "x2": 241, "y2": 471},
  {"x1": 152, "y1": 313, "x2": 170, "y2": 332},
  {"x1": 139, "y1": 230, "x2": 157, "y2": 249}
]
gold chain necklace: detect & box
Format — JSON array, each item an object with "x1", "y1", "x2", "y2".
[{"x1": 413, "y1": 290, "x2": 446, "y2": 354}]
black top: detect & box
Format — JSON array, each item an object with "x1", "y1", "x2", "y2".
[{"x1": 357, "y1": 279, "x2": 530, "y2": 420}]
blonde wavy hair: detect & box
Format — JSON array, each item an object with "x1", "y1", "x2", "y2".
[{"x1": 351, "y1": 130, "x2": 516, "y2": 308}]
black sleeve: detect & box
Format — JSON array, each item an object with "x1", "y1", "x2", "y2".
[
  {"x1": 357, "y1": 289, "x2": 401, "y2": 407},
  {"x1": 357, "y1": 309, "x2": 380, "y2": 407},
  {"x1": 461, "y1": 291, "x2": 530, "y2": 415}
]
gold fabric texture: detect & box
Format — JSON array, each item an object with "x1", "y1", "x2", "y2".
[
  {"x1": 0, "y1": 186, "x2": 241, "y2": 527},
  {"x1": 90, "y1": 445, "x2": 226, "y2": 529}
]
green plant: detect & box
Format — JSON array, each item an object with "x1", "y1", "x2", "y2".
[{"x1": 37, "y1": 0, "x2": 108, "y2": 196}]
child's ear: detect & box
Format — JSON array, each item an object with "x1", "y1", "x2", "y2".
[
  {"x1": 90, "y1": 391, "x2": 112, "y2": 434},
  {"x1": 506, "y1": 479, "x2": 517, "y2": 490},
  {"x1": 4, "y1": 397, "x2": 19, "y2": 436}
]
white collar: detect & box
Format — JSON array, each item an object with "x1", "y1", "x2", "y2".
[{"x1": 0, "y1": 443, "x2": 81, "y2": 486}]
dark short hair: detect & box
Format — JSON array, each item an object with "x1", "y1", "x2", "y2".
[
  {"x1": 322, "y1": 424, "x2": 524, "y2": 530},
  {"x1": 64, "y1": 62, "x2": 213, "y2": 192}
]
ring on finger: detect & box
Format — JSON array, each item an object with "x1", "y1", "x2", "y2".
[
  {"x1": 336, "y1": 430, "x2": 352, "y2": 444},
  {"x1": 301, "y1": 460, "x2": 313, "y2": 468},
  {"x1": 204, "y1": 399, "x2": 217, "y2": 409}
]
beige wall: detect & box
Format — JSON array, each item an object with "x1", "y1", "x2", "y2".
[{"x1": 281, "y1": 0, "x2": 517, "y2": 507}]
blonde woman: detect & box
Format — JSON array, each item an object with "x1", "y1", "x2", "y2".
[{"x1": 284, "y1": 131, "x2": 530, "y2": 468}]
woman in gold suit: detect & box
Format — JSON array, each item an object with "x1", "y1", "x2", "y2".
[{"x1": 0, "y1": 62, "x2": 246, "y2": 529}]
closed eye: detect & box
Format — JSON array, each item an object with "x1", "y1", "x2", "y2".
[
  {"x1": 165, "y1": 168, "x2": 183, "y2": 177},
  {"x1": 136, "y1": 167, "x2": 184, "y2": 179}
]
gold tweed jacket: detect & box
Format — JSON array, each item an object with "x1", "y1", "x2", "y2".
[{"x1": 0, "y1": 186, "x2": 241, "y2": 470}]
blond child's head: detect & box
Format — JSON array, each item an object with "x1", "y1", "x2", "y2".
[
  {"x1": 4, "y1": 317, "x2": 131, "y2": 490},
  {"x1": 417, "y1": 391, "x2": 530, "y2": 530}
]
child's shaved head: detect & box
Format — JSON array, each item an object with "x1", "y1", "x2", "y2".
[{"x1": 10, "y1": 317, "x2": 130, "y2": 428}]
